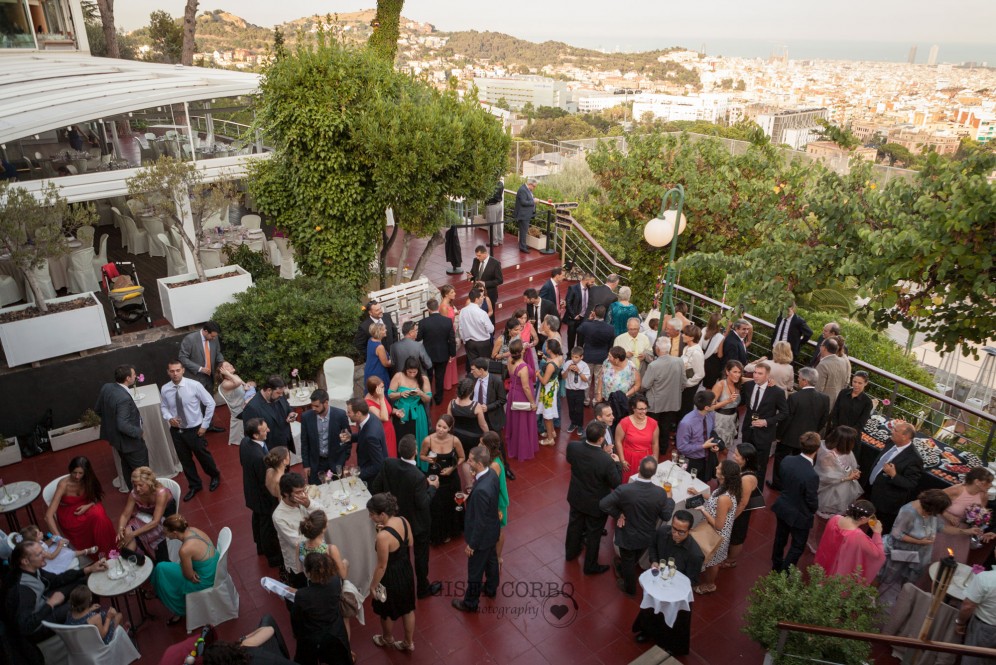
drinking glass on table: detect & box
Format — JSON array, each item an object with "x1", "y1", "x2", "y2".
[{"x1": 349, "y1": 466, "x2": 360, "y2": 488}]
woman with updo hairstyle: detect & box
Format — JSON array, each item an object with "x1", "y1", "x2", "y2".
[
  {"x1": 151, "y1": 515, "x2": 219, "y2": 623},
  {"x1": 367, "y1": 493, "x2": 417, "y2": 652},
  {"x1": 116, "y1": 466, "x2": 172, "y2": 560},
  {"x1": 291, "y1": 552, "x2": 351, "y2": 664},
  {"x1": 264, "y1": 446, "x2": 291, "y2": 500},
  {"x1": 878, "y1": 489, "x2": 955, "y2": 589},
  {"x1": 504, "y1": 338, "x2": 539, "y2": 462},
  {"x1": 814, "y1": 499, "x2": 886, "y2": 583}
]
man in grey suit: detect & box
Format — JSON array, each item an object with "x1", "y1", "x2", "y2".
[
  {"x1": 600, "y1": 457, "x2": 674, "y2": 595},
  {"x1": 178, "y1": 320, "x2": 225, "y2": 432},
  {"x1": 815, "y1": 338, "x2": 850, "y2": 410},
  {"x1": 514, "y1": 178, "x2": 537, "y2": 253},
  {"x1": 642, "y1": 350, "x2": 685, "y2": 451},
  {"x1": 94, "y1": 365, "x2": 148, "y2": 490},
  {"x1": 390, "y1": 320, "x2": 432, "y2": 373}
]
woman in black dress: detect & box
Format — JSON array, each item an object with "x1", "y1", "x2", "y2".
[
  {"x1": 448, "y1": 377, "x2": 490, "y2": 449},
  {"x1": 421, "y1": 414, "x2": 466, "y2": 544},
  {"x1": 290, "y1": 553, "x2": 351, "y2": 665},
  {"x1": 367, "y1": 493, "x2": 416, "y2": 653},
  {"x1": 723, "y1": 443, "x2": 760, "y2": 569}
]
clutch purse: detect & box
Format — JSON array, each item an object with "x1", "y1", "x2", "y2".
[
  {"x1": 709, "y1": 430, "x2": 726, "y2": 451},
  {"x1": 890, "y1": 549, "x2": 919, "y2": 563},
  {"x1": 373, "y1": 583, "x2": 387, "y2": 603},
  {"x1": 685, "y1": 494, "x2": 705, "y2": 509},
  {"x1": 510, "y1": 401, "x2": 532, "y2": 411}
]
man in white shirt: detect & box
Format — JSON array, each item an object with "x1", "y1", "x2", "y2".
[
  {"x1": 160, "y1": 360, "x2": 221, "y2": 502},
  {"x1": 459, "y1": 288, "x2": 495, "y2": 372},
  {"x1": 615, "y1": 318, "x2": 651, "y2": 365},
  {"x1": 272, "y1": 472, "x2": 312, "y2": 588},
  {"x1": 956, "y1": 568, "x2": 996, "y2": 659}
]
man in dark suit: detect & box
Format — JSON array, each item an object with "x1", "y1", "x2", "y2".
[
  {"x1": 868, "y1": 420, "x2": 924, "y2": 532},
  {"x1": 771, "y1": 432, "x2": 821, "y2": 572},
  {"x1": 241, "y1": 375, "x2": 295, "y2": 452},
  {"x1": 239, "y1": 417, "x2": 282, "y2": 567},
  {"x1": 468, "y1": 245, "x2": 503, "y2": 313},
  {"x1": 513, "y1": 178, "x2": 536, "y2": 253},
  {"x1": 578, "y1": 304, "x2": 616, "y2": 404},
  {"x1": 344, "y1": 398, "x2": 388, "y2": 484},
  {"x1": 538, "y1": 267, "x2": 564, "y2": 309},
  {"x1": 565, "y1": 274, "x2": 595, "y2": 352},
  {"x1": 353, "y1": 300, "x2": 398, "y2": 356},
  {"x1": 771, "y1": 367, "x2": 830, "y2": 491},
  {"x1": 808, "y1": 321, "x2": 841, "y2": 367},
  {"x1": 722, "y1": 318, "x2": 750, "y2": 367},
  {"x1": 417, "y1": 299, "x2": 456, "y2": 405},
  {"x1": 566, "y1": 421, "x2": 623, "y2": 574},
  {"x1": 94, "y1": 365, "x2": 148, "y2": 490},
  {"x1": 740, "y1": 362, "x2": 789, "y2": 486},
  {"x1": 300, "y1": 389, "x2": 351, "y2": 485},
  {"x1": 452, "y1": 445, "x2": 502, "y2": 612},
  {"x1": 600, "y1": 457, "x2": 674, "y2": 595},
  {"x1": 586, "y1": 274, "x2": 619, "y2": 317},
  {"x1": 469, "y1": 359, "x2": 512, "y2": 478},
  {"x1": 524, "y1": 287, "x2": 557, "y2": 346},
  {"x1": 770, "y1": 304, "x2": 812, "y2": 359},
  {"x1": 372, "y1": 434, "x2": 442, "y2": 599}
]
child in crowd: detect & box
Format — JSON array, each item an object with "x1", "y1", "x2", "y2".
[
  {"x1": 65, "y1": 585, "x2": 121, "y2": 645},
  {"x1": 561, "y1": 346, "x2": 591, "y2": 435},
  {"x1": 18, "y1": 525, "x2": 96, "y2": 574}
]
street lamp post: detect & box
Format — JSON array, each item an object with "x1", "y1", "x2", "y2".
[{"x1": 643, "y1": 184, "x2": 687, "y2": 315}]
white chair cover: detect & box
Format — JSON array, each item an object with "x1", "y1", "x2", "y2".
[
  {"x1": 202, "y1": 206, "x2": 230, "y2": 230},
  {"x1": 119, "y1": 215, "x2": 148, "y2": 256},
  {"x1": 41, "y1": 620, "x2": 140, "y2": 665},
  {"x1": 92, "y1": 234, "x2": 109, "y2": 281},
  {"x1": 240, "y1": 214, "x2": 262, "y2": 230},
  {"x1": 280, "y1": 244, "x2": 299, "y2": 280},
  {"x1": 199, "y1": 248, "x2": 223, "y2": 270},
  {"x1": 125, "y1": 199, "x2": 145, "y2": 220},
  {"x1": 67, "y1": 247, "x2": 99, "y2": 294},
  {"x1": 162, "y1": 236, "x2": 188, "y2": 277},
  {"x1": 323, "y1": 356, "x2": 355, "y2": 410},
  {"x1": 246, "y1": 238, "x2": 265, "y2": 253},
  {"x1": 266, "y1": 240, "x2": 281, "y2": 267},
  {"x1": 75, "y1": 226, "x2": 95, "y2": 246},
  {"x1": 0, "y1": 275, "x2": 21, "y2": 307},
  {"x1": 140, "y1": 216, "x2": 166, "y2": 258},
  {"x1": 26, "y1": 261, "x2": 57, "y2": 302},
  {"x1": 185, "y1": 526, "x2": 239, "y2": 632}
]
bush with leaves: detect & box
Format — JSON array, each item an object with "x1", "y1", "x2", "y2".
[
  {"x1": 211, "y1": 277, "x2": 362, "y2": 384},
  {"x1": 222, "y1": 244, "x2": 278, "y2": 282},
  {"x1": 743, "y1": 565, "x2": 880, "y2": 665}
]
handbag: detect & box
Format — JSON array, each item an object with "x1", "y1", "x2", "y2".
[
  {"x1": 372, "y1": 583, "x2": 387, "y2": 603},
  {"x1": 889, "y1": 548, "x2": 920, "y2": 563},
  {"x1": 690, "y1": 520, "x2": 722, "y2": 565},
  {"x1": 510, "y1": 401, "x2": 532, "y2": 411},
  {"x1": 745, "y1": 486, "x2": 766, "y2": 511},
  {"x1": 339, "y1": 579, "x2": 361, "y2": 618}
]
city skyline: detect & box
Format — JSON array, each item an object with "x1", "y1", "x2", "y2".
[{"x1": 117, "y1": 0, "x2": 996, "y2": 62}]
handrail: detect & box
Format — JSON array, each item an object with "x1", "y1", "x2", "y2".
[
  {"x1": 775, "y1": 621, "x2": 996, "y2": 659},
  {"x1": 564, "y1": 217, "x2": 632, "y2": 273}
]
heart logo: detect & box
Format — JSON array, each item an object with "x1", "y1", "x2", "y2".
[{"x1": 549, "y1": 604, "x2": 569, "y2": 620}]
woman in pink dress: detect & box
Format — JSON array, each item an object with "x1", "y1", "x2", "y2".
[
  {"x1": 815, "y1": 500, "x2": 886, "y2": 584},
  {"x1": 439, "y1": 285, "x2": 460, "y2": 390},
  {"x1": 515, "y1": 309, "x2": 539, "y2": 373},
  {"x1": 504, "y1": 339, "x2": 538, "y2": 461},
  {"x1": 931, "y1": 467, "x2": 994, "y2": 563}
]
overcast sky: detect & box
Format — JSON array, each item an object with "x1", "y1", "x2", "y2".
[{"x1": 117, "y1": 1, "x2": 994, "y2": 49}]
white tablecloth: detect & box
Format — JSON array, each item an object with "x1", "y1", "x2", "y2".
[
  {"x1": 631, "y1": 460, "x2": 712, "y2": 518},
  {"x1": 313, "y1": 482, "x2": 377, "y2": 600},
  {"x1": 639, "y1": 568, "x2": 694, "y2": 627},
  {"x1": 928, "y1": 561, "x2": 976, "y2": 601},
  {"x1": 112, "y1": 384, "x2": 182, "y2": 490}
]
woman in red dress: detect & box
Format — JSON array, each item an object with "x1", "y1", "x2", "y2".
[
  {"x1": 615, "y1": 394, "x2": 660, "y2": 476},
  {"x1": 44, "y1": 456, "x2": 117, "y2": 556},
  {"x1": 365, "y1": 376, "x2": 399, "y2": 458}
]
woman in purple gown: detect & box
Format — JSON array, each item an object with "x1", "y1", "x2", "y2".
[{"x1": 504, "y1": 339, "x2": 538, "y2": 462}]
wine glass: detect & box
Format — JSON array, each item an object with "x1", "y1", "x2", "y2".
[
  {"x1": 670, "y1": 450, "x2": 679, "y2": 465},
  {"x1": 126, "y1": 555, "x2": 138, "y2": 580},
  {"x1": 454, "y1": 492, "x2": 467, "y2": 512},
  {"x1": 689, "y1": 467, "x2": 699, "y2": 481},
  {"x1": 334, "y1": 465, "x2": 343, "y2": 481}
]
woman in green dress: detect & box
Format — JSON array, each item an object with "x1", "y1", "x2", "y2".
[
  {"x1": 481, "y1": 431, "x2": 509, "y2": 571},
  {"x1": 389, "y1": 357, "x2": 432, "y2": 471},
  {"x1": 151, "y1": 514, "x2": 218, "y2": 624},
  {"x1": 609, "y1": 286, "x2": 640, "y2": 338}
]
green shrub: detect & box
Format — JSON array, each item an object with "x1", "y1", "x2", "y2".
[
  {"x1": 212, "y1": 277, "x2": 361, "y2": 383},
  {"x1": 743, "y1": 566, "x2": 880, "y2": 665},
  {"x1": 222, "y1": 244, "x2": 279, "y2": 282}
]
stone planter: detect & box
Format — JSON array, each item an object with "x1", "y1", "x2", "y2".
[
  {"x1": 0, "y1": 293, "x2": 111, "y2": 368},
  {"x1": 0, "y1": 437, "x2": 21, "y2": 467},
  {"x1": 49, "y1": 424, "x2": 101, "y2": 452},
  {"x1": 157, "y1": 265, "x2": 252, "y2": 329},
  {"x1": 525, "y1": 233, "x2": 547, "y2": 251}
]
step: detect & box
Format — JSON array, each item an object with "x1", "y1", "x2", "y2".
[{"x1": 628, "y1": 646, "x2": 679, "y2": 665}]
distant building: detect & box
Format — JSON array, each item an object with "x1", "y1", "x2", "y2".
[
  {"x1": 908, "y1": 45, "x2": 918, "y2": 64},
  {"x1": 927, "y1": 45, "x2": 939, "y2": 66},
  {"x1": 577, "y1": 93, "x2": 642, "y2": 113},
  {"x1": 805, "y1": 141, "x2": 877, "y2": 173},
  {"x1": 971, "y1": 113, "x2": 996, "y2": 144},
  {"x1": 631, "y1": 93, "x2": 731, "y2": 123},
  {"x1": 752, "y1": 107, "x2": 829, "y2": 150},
  {"x1": 473, "y1": 76, "x2": 576, "y2": 112},
  {"x1": 887, "y1": 128, "x2": 960, "y2": 156}
]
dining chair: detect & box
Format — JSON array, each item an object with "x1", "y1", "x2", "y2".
[
  {"x1": 185, "y1": 527, "x2": 239, "y2": 632},
  {"x1": 67, "y1": 247, "x2": 99, "y2": 294},
  {"x1": 40, "y1": 160, "x2": 57, "y2": 179},
  {"x1": 323, "y1": 356, "x2": 356, "y2": 411},
  {"x1": 119, "y1": 214, "x2": 149, "y2": 256},
  {"x1": 0, "y1": 275, "x2": 22, "y2": 307},
  {"x1": 163, "y1": 236, "x2": 188, "y2": 277},
  {"x1": 202, "y1": 205, "x2": 230, "y2": 230},
  {"x1": 75, "y1": 225, "x2": 95, "y2": 246},
  {"x1": 42, "y1": 475, "x2": 69, "y2": 505},
  {"x1": 240, "y1": 214, "x2": 262, "y2": 230},
  {"x1": 140, "y1": 216, "x2": 167, "y2": 258},
  {"x1": 26, "y1": 260, "x2": 57, "y2": 302},
  {"x1": 198, "y1": 248, "x2": 223, "y2": 270},
  {"x1": 40, "y1": 620, "x2": 141, "y2": 665},
  {"x1": 91, "y1": 234, "x2": 109, "y2": 282},
  {"x1": 64, "y1": 164, "x2": 78, "y2": 175},
  {"x1": 125, "y1": 199, "x2": 145, "y2": 220}
]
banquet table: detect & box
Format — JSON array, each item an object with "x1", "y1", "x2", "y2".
[
  {"x1": 638, "y1": 568, "x2": 694, "y2": 628},
  {"x1": 927, "y1": 561, "x2": 978, "y2": 601},
  {"x1": 111, "y1": 384, "x2": 182, "y2": 491},
  {"x1": 88, "y1": 558, "x2": 154, "y2": 635},
  {"x1": 631, "y1": 460, "x2": 712, "y2": 523},
  {"x1": 312, "y1": 480, "x2": 377, "y2": 599},
  {"x1": 0, "y1": 244, "x2": 72, "y2": 294}
]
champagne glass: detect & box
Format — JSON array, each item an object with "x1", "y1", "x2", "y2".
[
  {"x1": 689, "y1": 467, "x2": 699, "y2": 481},
  {"x1": 454, "y1": 492, "x2": 467, "y2": 512},
  {"x1": 671, "y1": 450, "x2": 679, "y2": 465},
  {"x1": 334, "y1": 465, "x2": 343, "y2": 481}
]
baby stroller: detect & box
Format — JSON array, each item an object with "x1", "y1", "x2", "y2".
[{"x1": 101, "y1": 261, "x2": 153, "y2": 334}]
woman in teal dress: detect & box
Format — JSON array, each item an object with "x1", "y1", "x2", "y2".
[
  {"x1": 388, "y1": 357, "x2": 432, "y2": 471},
  {"x1": 482, "y1": 432, "x2": 509, "y2": 570},
  {"x1": 151, "y1": 514, "x2": 218, "y2": 623},
  {"x1": 609, "y1": 286, "x2": 640, "y2": 338}
]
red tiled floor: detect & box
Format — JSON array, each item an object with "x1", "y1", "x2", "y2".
[{"x1": 0, "y1": 228, "x2": 904, "y2": 664}]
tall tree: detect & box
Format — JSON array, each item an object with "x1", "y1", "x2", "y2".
[
  {"x1": 181, "y1": 0, "x2": 199, "y2": 66},
  {"x1": 93, "y1": 0, "x2": 119, "y2": 58},
  {"x1": 368, "y1": 0, "x2": 403, "y2": 62},
  {"x1": 146, "y1": 10, "x2": 183, "y2": 64}
]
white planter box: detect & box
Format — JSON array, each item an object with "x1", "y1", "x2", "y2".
[
  {"x1": 157, "y1": 265, "x2": 253, "y2": 329},
  {"x1": 525, "y1": 234, "x2": 547, "y2": 251},
  {"x1": 0, "y1": 438, "x2": 21, "y2": 467},
  {"x1": 0, "y1": 293, "x2": 111, "y2": 368},
  {"x1": 49, "y1": 424, "x2": 101, "y2": 452}
]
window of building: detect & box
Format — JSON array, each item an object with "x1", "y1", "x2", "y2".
[{"x1": 0, "y1": 0, "x2": 36, "y2": 49}]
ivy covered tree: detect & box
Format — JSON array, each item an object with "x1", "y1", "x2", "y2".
[
  {"x1": 368, "y1": 0, "x2": 403, "y2": 62},
  {"x1": 248, "y1": 30, "x2": 509, "y2": 290}
]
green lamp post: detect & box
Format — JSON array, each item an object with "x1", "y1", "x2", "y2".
[{"x1": 643, "y1": 184, "x2": 687, "y2": 315}]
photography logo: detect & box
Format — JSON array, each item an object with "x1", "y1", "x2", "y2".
[{"x1": 542, "y1": 588, "x2": 579, "y2": 628}]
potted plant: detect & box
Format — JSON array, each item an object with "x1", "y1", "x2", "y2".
[
  {"x1": 525, "y1": 226, "x2": 547, "y2": 251},
  {"x1": 48, "y1": 408, "x2": 101, "y2": 452},
  {"x1": 127, "y1": 157, "x2": 252, "y2": 328},
  {"x1": 743, "y1": 565, "x2": 880, "y2": 665},
  {"x1": 0, "y1": 181, "x2": 106, "y2": 366},
  {"x1": 0, "y1": 436, "x2": 21, "y2": 467}
]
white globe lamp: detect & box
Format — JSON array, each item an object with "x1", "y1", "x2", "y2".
[{"x1": 643, "y1": 209, "x2": 687, "y2": 248}]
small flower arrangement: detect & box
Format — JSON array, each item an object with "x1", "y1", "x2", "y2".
[
  {"x1": 882, "y1": 399, "x2": 891, "y2": 406},
  {"x1": 325, "y1": 470, "x2": 333, "y2": 484},
  {"x1": 972, "y1": 564, "x2": 985, "y2": 575},
  {"x1": 965, "y1": 504, "x2": 992, "y2": 529}
]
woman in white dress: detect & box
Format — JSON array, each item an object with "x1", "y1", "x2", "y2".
[{"x1": 217, "y1": 361, "x2": 256, "y2": 445}]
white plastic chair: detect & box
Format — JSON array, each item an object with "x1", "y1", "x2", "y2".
[
  {"x1": 92, "y1": 234, "x2": 109, "y2": 281},
  {"x1": 43, "y1": 475, "x2": 69, "y2": 505},
  {"x1": 67, "y1": 247, "x2": 99, "y2": 294},
  {"x1": 26, "y1": 261, "x2": 57, "y2": 302},
  {"x1": 0, "y1": 275, "x2": 21, "y2": 306},
  {"x1": 185, "y1": 526, "x2": 239, "y2": 632},
  {"x1": 240, "y1": 214, "x2": 261, "y2": 230},
  {"x1": 41, "y1": 620, "x2": 140, "y2": 665},
  {"x1": 75, "y1": 225, "x2": 95, "y2": 246},
  {"x1": 163, "y1": 236, "x2": 188, "y2": 277},
  {"x1": 144, "y1": 132, "x2": 156, "y2": 143},
  {"x1": 118, "y1": 214, "x2": 149, "y2": 256},
  {"x1": 198, "y1": 248, "x2": 223, "y2": 269},
  {"x1": 323, "y1": 356, "x2": 355, "y2": 410},
  {"x1": 158, "y1": 477, "x2": 181, "y2": 506}
]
